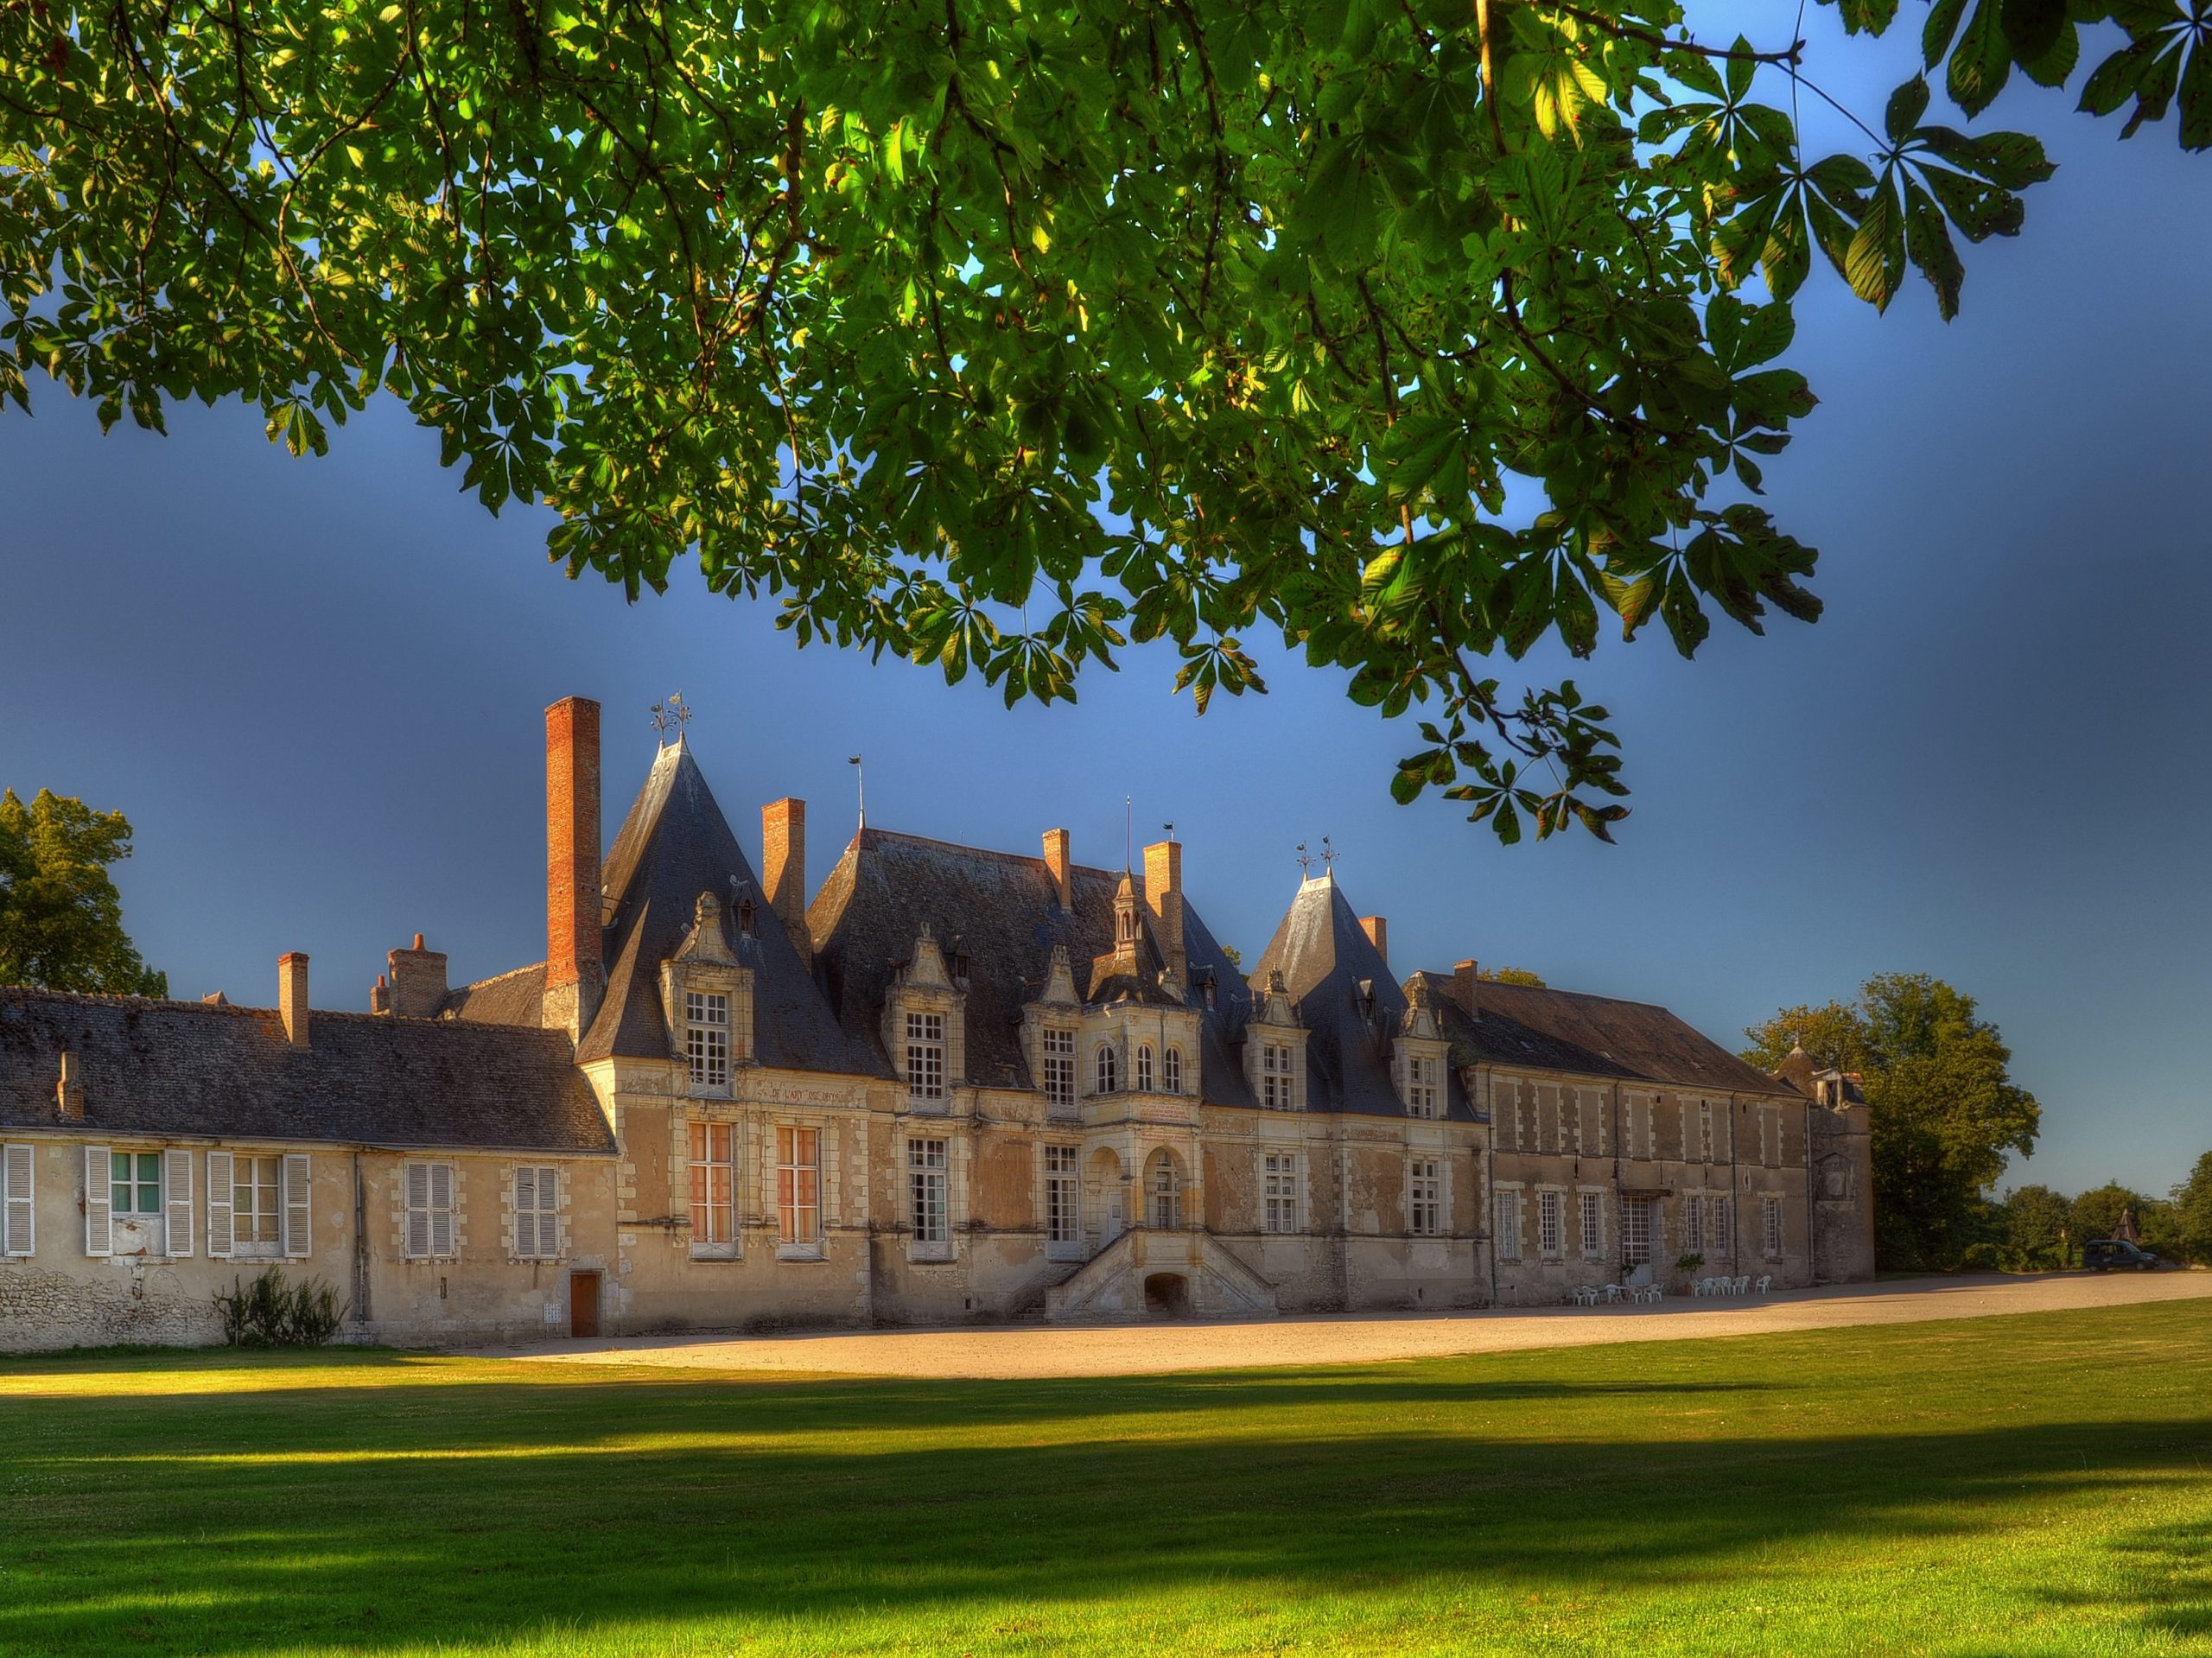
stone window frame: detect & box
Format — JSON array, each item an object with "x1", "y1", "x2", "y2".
[
  {"x1": 1041, "y1": 1143, "x2": 1082, "y2": 1260},
  {"x1": 1407, "y1": 1157, "x2": 1445, "y2": 1237},
  {"x1": 1494, "y1": 1182, "x2": 1525, "y2": 1262},
  {"x1": 1162, "y1": 1045, "x2": 1184, "y2": 1094},
  {"x1": 687, "y1": 1118, "x2": 741, "y2": 1261},
  {"x1": 776, "y1": 1124, "x2": 826, "y2": 1260},
  {"x1": 1761, "y1": 1192, "x2": 1785, "y2": 1260},
  {"x1": 510, "y1": 1164, "x2": 563, "y2": 1261},
  {"x1": 1682, "y1": 1192, "x2": 1706, "y2": 1261},
  {"x1": 225, "y1": 1151, "x2": 289, "y2": 1261},
  {"x1": 906, "y1": 1135, "x2": 953, "y2": 1261},
  {"x1": 1040, "y1": 1025, "x2": 1077, "y2": 1117},
  {"x1": 1259, "y1": 1149, "x2": 1302, "y2": 1235},
  {"x1": 1536, "y1": 1186, "x2": 1565, "y2": 1258},
  {"x1": 402, "y1": 1159, "x2": 460, "y2": 1261},
  {"x1": 1259, "y1": 1042, "x2": 1295, "y2": 1109},
  {"x1": 1134, "y1": 1044, "x2": 1154, "y2": 1093},
  {"x1": 1577, "y1": 1186, "x2": 1606, "y2": 1261},
  {"x1": 1095, "y1": 1042, "x2": 1120, "y2": 1096},
  {"x1": 1712, "y1": 1192, "x2": 1735, "y2": 1256}
]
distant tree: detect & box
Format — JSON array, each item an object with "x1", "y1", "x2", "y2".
[
  {"x1": 1744, "y1": 974, "x2": 2040, "y2": 1273},
  {"x1": 2069, "y1": 1182, "x2": 2145, "y2": 1247},
  {"x1": 2174, "y1": 1153, "x2": 2212, "y2": 1267},
  {"x1": 2000, "y1": 1185, "x2": 2072, "y2": 1272},
  {"x1": 0, "y1": 790, "x2": 168, "y2": 997},
  {"x1": 1220, "y1": 945, "x2": 1243, "y2": 973},
  {"x1": 1478, "y1": 966, "x2": 1547, "y2": 988}
]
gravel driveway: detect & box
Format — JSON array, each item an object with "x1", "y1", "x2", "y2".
[{"x1": 486, "y1": 1270, "x2": 2212, "y2": 1379}]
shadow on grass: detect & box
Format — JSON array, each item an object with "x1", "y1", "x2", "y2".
[{"x1": 1, "y1": 1359, "x2": 2208, "y2": 1655}]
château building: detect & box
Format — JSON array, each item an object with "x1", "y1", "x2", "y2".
[{"x1": 0, "y1": 699, "x2": 1872, "y2": 1349}]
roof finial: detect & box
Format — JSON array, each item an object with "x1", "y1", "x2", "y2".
[
  {"x1": 1294, "y1": 842, "x2": 1312, "y2": 876},
  {"x1": 1320, "y1": 834, "x2": 1338, "y2": 872},
  {"x1": 1125, "y1": 794, "x2": 1133, "y2": 874},
  {"x1": 848, "y1": 754, "x2": 866, "y2": 829},
  {"x1": 649, "y1": 691, "x2": 691, "y2": 746}
]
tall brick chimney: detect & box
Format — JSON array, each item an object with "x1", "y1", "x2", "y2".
[
  {"x1": 385, "y1": 932, "x2": 449, "y2": 1019},
  {"x1": 1452, "y1": 958, "x2": 1478, "y2": 1021},
  {"x1": 1043, "y1": 828, "x2": 1072, "y2": 911},
  {"x1": 1359, "y1": 916, "x2": 1389, "y2": 968},
  {"x1": 56, "y1": 1051, "x2": 84, "y2": 1121},
  {"x1": 762, "y1": 797, "x2": 810, "y2": 969},
  {"x1": 544, "y1": 696, "x2": 604, "y2": 1041},
  {"x1": 1142, "y1": 838, "x2": 1185, "y2": 990},
  {"x1": 280, "y1": 952, "x2": 311, "y2": 1046}
]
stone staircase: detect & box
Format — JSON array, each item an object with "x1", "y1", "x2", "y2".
[{"x1": 1045, "y1": 1229, "x2": 1281, "y2": 1323}]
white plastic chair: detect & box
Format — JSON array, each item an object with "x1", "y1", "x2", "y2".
[
  {"x1": 1698, "y1": 1277, "x2": 1716, "y2": 1297},
  {"x1": 1733, "y1": 1274, "x2": 1751, "y2": 1295},
  {"x1": 1604, "y1": 1283, "x2": 1623, "y2": 1303},
  {"x1": 1755, "y1": 1274, "x2": 1772, "y2": 1294}
]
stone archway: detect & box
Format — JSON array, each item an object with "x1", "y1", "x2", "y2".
[
  {"x1": 1143, "y1": 1147, "x2": 1185, "y2": 1230},
  {"x1": 1143, "y1": 1273, "x2": 1191, "y2": 1318},
  {"x1": 1085, "y1": 1147, "x2": 1126, "y2": 1250}
]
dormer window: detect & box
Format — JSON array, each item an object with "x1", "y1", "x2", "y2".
[
  {"x1": 1406, "y1": 1054, "x2": 1441, "y2": 1119},
  {"x1": 1041, "y1": 1026, "x2": 1076, "y2": 1115},
  {"x1": 1135, "y1": 1045, "x2": 1154, "y2": 1092},
  {"x1": 1261, "y1": 1043, "x2": 1294, "y2": 1109},
  {"x1": 1096, "y1": 1044, "x2": 1119, "y2": 1095},
  {"x1": 906, "y1": 1012, "x2": 946, "y2": 1102},
  {"x1": 686, "y1": 991, "x2": 731, "y2": 1089},
  {"x1": 1164, "y1": 1046, "x2": 1183, "y2": 1094}
]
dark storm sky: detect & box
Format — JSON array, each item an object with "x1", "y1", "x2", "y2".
[{"x1": 1, "y1": 11, "x2": 2205, "y2": 1196}]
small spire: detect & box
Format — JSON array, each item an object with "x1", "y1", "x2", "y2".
[{"x1": 849, "y1": 754, "x2": 866, "y2": 829}]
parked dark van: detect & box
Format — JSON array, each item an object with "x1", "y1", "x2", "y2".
[{"x1": 2084, "y1": 1240, "x2": 2168, "y2": 1272}]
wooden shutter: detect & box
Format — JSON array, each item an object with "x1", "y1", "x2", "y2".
[
  {"x1": 514, "y1": 1166, "x2": 537, "y2": 1258},
  {"x1": 3, "y1": 1143, "x2": 33, "y2": 1257},
  {"x1": 84, "y1": 1145, "x2": 112, "y2": 1257},
  {"x1": 282, "y1": 1153, "x2": 312, "y2": 1259},
  {"x1": 205, "y1": 1151, "x2": 235, "y2": 1259},
  {"x1": 429, "y1": 1162, "x2": 454, "y2": 1258},
  {"x1": 404, "y1": 1162, "x2": 431, "y2": 1259},
  {"x1": 164, "y1": 1148, "x2": 194, "y2": 1256}
]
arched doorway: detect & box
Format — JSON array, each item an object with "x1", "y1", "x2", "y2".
[
  {"x1": 1143, "y1": 1273, "x2": 1191, "y2": 1318},
  {"x1": 1145, "y1": 1147, "x2": 1184, "y2": 1230},
  {"x1": 1085, "y1": 1147, "x2": 1125, "y2": 1251}
]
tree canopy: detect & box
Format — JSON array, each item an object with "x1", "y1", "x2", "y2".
[
  {"x1": 1744, "y1": 971, "x2": 2040, "y2": 1270},
  {"x1": 0, "y1": 789, "x2": 168, "y2": 997},
  {"x1": 3, "y1": 3, "x2": 2203, "y2": 840}
]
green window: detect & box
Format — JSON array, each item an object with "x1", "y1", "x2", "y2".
[{"x1": 111, "y1": 1151, "x2": 161, "y2": 1215}]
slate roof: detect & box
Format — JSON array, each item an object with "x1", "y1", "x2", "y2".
[
  {"x1": 0, "y1": 988, "x2": 615, "y2": 1153},
  {"x1": 444, "y1": 962, "x2": 545, "y2": 1027},
  {"x1": 808, "y1": 829, "x2": 1261, "y2": 1099},
  {"x1": 1249, "y1": 875, "x2": 1477, "y2": 1121},
  {"x1": 579, "y1": 741, "x2": 880, "y2": 1075},
  {"x1": 1404, "y1": 971, "x2": 1795, "y2": 1097}
]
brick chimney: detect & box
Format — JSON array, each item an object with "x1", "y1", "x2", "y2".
[
  {"x1": 543, "y1": 696, "x2": 604, "y2": 1040},
  {"x1": 385, "y1": 932, "x2": 449, "y2": 1019},
  {"x1": 1452, "y1": 958, "x2": 1478, "y2": 1021},
  {"x1": 762, "y1": 797, "x2": 810, "y2": 969},
  {"x1": 56, "y1": 1051, "x2": 84, "y2": 1121},
  {"x1": 280, "y1": 952, "x2": 310, "y2": 1046},
  {"x1": 1142, "y1": 838, "x2": 1185, "y2": 990},
  {"x1": 1359, "y1": 915, "x2": 1389, "y2": 968},
  {"x1": 1043, "y1": 828, "x2": 1072, "y2": 911}
]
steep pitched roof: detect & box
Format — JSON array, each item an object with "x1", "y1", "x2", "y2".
[
  {"x1": 807, "y1": 829, "x2": 1249, "y2": 1096},
  {"x1": 578, "y1": 741, "x2": 879, "y2": 1075},
  {"x1": 1405, "y1": 971, "x2": 1792, "y2": 1097},
  {"x1": 443, "y1": 962, "x2": 545, "y2": 1027},
  {"x1": 0, "y1": 988, "x2": 614, "y2": 1153},
  {"x1": 1249, "y1": 874, "x2": 1476, "y2": 1120}
]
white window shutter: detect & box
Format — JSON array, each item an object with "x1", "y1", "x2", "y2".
[
  {"x1": 429, "y1": 1162, "x2": 454, "y2": 1258},
  {"x1": 282, "y1": 1153, "x2": 312, "y2": 1259},
  {"x1": 544, "y1": 1167, "x2": 560, "y2": 1258},
  {"x1": 3, "y1": 1143, "x2": 33, "y2": 1257},
  {"x1": 205, "y1": 1151, "x2": 235, "y2": 1259},
  {"x1": 515, "y1": 1166, "x2": 536, "y2": 1258},
  {"x1": 404, "y1": 1162, "x2": 430, "y2": 1259},
  {"x1": 84, "y1": 1145, "x2": 112, "y2": 1257},
  {"x1": 164, "y1": 1148, "x2": 194, "y2": 1257}
]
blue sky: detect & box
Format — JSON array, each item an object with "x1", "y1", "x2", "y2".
[{"x1": 1, "y1": 12, "x2": 2205, "y2": 1197}]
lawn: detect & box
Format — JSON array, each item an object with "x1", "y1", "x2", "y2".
[{"x1": 3, "y1": 1304, "x2": 2209, "y2": 1657}]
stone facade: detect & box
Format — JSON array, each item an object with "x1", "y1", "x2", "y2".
[{"x1": 0, "y1": 695, "x2": 1873, "y2": 1350}]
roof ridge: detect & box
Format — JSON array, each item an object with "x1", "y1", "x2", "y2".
[
  {"x1": 859, "y1": 826, "x2": 1126, "y2": 880},
  {"x1": 0, "y1": 986, "x2": 270, "y2": 1017},
  {"x1": 1416, "y1": 970, "x2": 1675, "y2": 1015}
]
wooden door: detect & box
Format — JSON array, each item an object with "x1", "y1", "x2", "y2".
[{"x1": 569, "y1": 1270, "x2": 601, "y2": 1338}]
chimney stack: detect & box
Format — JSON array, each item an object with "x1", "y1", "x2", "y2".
[
  {"x1": 280, "y1": 952, "x2": 311, "y2": 1046},
  {"x1": 56, "y1": 1051, "x2": 84, "y2": 1121},
  {"x1": 1142, "y1": 838, "x2": 1185, "y2": 990},
  {"x1": 544, "y1": 696, "x2": 605, "y2": 1040},
  {"x1": 1043, "y1": 828, "x2": 1072, "y2": 912},
  {"x1": 762, "y1": 797, "x2": 810, "y2": 969},
  {"x1": 1452, "y1": 959, "x2": 1478, "y2": 1021},
  {"x1": 385, "y1": 932, "x2": 450, "y2": 1019},
  {"x1": 1359, "y1": 915, "x2": 1389, "y2": 968}
]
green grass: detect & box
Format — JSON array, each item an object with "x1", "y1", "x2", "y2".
[{"x1": 3, "y1": 1305, "x2": 2210, "y2": 1657}]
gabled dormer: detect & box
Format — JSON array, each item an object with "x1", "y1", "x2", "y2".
[
  {"x1": 658, "y1": 891, "x2": 754, "y2": 1098},
  {"x1": 1021, "y1": 944, "x2": 1084, "y2": 1120},
  {"x1": 882, "y1": 923, "x2": 966, "y2": 1111},
  {"x1": 1243, "y1": 969, "x2": 1309, "y2": 1110},
  {"x1": 1395, "y1": 977, "x2": 1452, "y2": 1120}
]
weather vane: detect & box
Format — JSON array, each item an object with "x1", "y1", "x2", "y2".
[
  {"x1": 1320, "y1": 835, "x2": 1338, "y2": 870},
  {"x1": 650, "y1": 692, "x2": 692, "y2": 745},
  {"x1": 1294, "y1": 842, "x2": 1312, "y2": 876}
]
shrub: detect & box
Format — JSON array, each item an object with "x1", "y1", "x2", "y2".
[
  {"x1": 1675, "y1": 1253, "x2": 1706, "y2": 1276},
  {"x1": 1962, "y1": 1242, "x2": 2003, "y2": 1272},
  {"x1": 213, "y1": 1268, "x2": 347, "y2": 1347}
]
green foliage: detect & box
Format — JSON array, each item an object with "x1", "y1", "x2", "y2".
[
  {"x1": 212, "y1": 1268, "x2": 347, "y2": 1347},
  {"x1": 2069, "y1": 1180, "x2": 2149, "y2": 1246},
  {"x1": 1999, "y1": 1182, "x2": 2072, "y2": 1268},
  {"x1": 1478, "y1": 964, "x2": 1548, "y2": 987},
  {"x1": 5, "y1": 3, "x2": 2194, "y2": 838},
  {"x1": 2173, "y1": 1149, "x2": 2212, "y2": 1264},
  {"x1": 1744, "y1": 973, "x2": 2040, "y2": 1272},
  {"x1": 0, "y1": 789, "x2": 167, "y2": 997}
]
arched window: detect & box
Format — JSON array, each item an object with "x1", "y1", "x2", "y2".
[
  {"x1": 1135, "y1": 1045, "x2": 1154, "y2": 1092},
  {"x1": 1096, "y1": 1045, "x2": 1118, "y2": 1095},
  {"x1": 1163, "y1": 1047, "x2": 1183, "y2": 1094}
]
